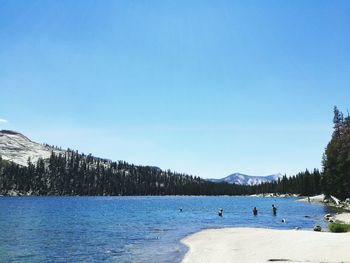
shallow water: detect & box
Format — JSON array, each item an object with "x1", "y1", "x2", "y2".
[{"x1": 0, "y1": 196, "x2": 330, "y2": 263}]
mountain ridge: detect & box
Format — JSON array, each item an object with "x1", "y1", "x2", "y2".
[
  {"x1": 1, "y1": 130, "x2": 282, "y2": 187},
  {"x1": 207, "y1": 172, "x2": 283, "y2": 185},
  {"x1": 0, "y1": 129, "x2": 64, "y2": 166}
]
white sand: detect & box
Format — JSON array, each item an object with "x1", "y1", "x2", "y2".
[
  {"x1": 181, "y1": 228, "x2": 350, "y2": 263},
  {"x1": 335, "y1": 213, "x2": 350, "y2": 224},
  {"x1": 297, "y1": 194, "x2": 325, "y2": 203}
]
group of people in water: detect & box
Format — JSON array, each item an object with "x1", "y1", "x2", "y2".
[
  {"x1": 217, "y1": 204, "x2": 278, "y2": 217},
  {"x1": 252, "y1": 204, "x2": 277, "y2": 216},
  {"x1": 179, "y1": 204, "x2": 281, "y2": 220}
]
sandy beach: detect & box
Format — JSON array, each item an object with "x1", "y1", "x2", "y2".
[
  {"x1": 335, "y1": 213, "x2": 350, "y2": 224},
  {"x1": 297, "y1": 194, "x2": 326, "y2": 203},
  {"x1": 181, "y1": 227, "x2": 350, "y2": 263}
]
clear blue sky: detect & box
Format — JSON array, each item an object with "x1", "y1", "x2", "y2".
[{"x1": 1, "y1": 0, "x2": 349, "y2": 178}]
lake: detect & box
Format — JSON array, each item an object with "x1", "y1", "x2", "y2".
[{"x1": 0, "y1": 196, "x2": 330, "y2": 263}]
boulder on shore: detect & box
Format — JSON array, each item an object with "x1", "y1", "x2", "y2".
[{"x1": 313, "y1": 225, "x2": 322, "y2": 232}]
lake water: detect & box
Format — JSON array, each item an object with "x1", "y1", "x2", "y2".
[{"x1": 0, "y1": 196, "x2": 330, "y2": 263}]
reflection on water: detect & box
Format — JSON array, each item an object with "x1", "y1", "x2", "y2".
[{"x1": 0, "y1": 196, "x2": 329, "y2": 262}]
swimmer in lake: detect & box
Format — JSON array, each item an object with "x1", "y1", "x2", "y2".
[{"x1": 272, "y1": 204, "x2": 277, "y2": 215}]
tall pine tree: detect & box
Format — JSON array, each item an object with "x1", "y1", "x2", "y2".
[{"x1": 322, "y1": 106, "x2": 350, "y2": 200}]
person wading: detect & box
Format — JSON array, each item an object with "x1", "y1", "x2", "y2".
[
  {"x1": 272, "y1": 204, "x2": 277, "y2": 215},
  {"x1": 218, "y1": 208, "x2": 223, "y2": 217}
]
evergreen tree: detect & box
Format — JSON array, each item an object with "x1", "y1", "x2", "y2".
[{"x1": 322, "y1": 106, "x2": 350, "y2": 200}]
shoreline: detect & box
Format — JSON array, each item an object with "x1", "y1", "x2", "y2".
[
  {"x1": 181, "y1": 227, "x2": 350, "y2": 263},
  {"x1": 335, "y1": 212, "x2": 350, "y2": 224},
  {"x1": 181, "y1": 195, "x2": 350, "y2": 263}
]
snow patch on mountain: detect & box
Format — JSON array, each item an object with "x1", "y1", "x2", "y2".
[
  {"x1": 0, "y1": 130, "x2": 63, "y2": 166},
  {"x1": 208, "y1": 172, "x2": 283, "y2": 185}
]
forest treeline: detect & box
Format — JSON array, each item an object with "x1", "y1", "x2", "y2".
[
  {"x1": 0, "y1": 152, "x2": 322, "y2": 196},
  {"x1": 0, "y1": 107, "x2": 348, "y2": 199}
]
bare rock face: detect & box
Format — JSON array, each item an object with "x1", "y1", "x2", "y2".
[{"x1": 0, "y1": 130, "x2": 63, "y2": 166}]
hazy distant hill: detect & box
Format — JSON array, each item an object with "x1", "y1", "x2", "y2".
[{"x1": 207, "y1": 172, "x2": 283, "y2": 185}]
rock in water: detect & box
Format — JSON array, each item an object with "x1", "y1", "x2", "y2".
[{"x1": 324, "y1": 214, "x2": 332, "y2": 220}]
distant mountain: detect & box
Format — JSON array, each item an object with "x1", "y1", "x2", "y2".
[
  {"x1": 0, "y1": 130, "x2": 165, "y2": 171},
  {"x1": 0, "y1": 130, "x2": 321, "y2": 198},
  {"x1": 207, "y1": 172, "x2": 283, "y2": 185},
  {"x1": 0, "y1": 130, "x2": 64, "y2": 166}
]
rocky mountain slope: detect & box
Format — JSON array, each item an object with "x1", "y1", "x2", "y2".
[
  {"x1": 207, "y1": 172, "x2": 283, "y2": 185},
  {"x1": 0, "y1": 130, "x2": 63, "y2": 166}
]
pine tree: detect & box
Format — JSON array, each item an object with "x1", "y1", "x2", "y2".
[{"x1": 322, "y1": 106, "x2": 350, "y2": 200}]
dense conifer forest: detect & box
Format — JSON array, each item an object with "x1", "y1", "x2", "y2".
[
  {"x1": 0, "y1": 152, "x2": 322, "y2": 196},
  {"x1": 0, "y1": 107, "x2": 348, "y2": 199},
  {"x1": 0, "y1": 149, "x2": 324, "y2": 196}
]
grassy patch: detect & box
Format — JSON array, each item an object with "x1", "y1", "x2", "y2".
[{"x1": 329, "y1": 222, "x2": 350, "y2": 233}]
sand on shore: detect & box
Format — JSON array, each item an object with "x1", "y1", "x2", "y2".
[
  {"x1": 297, "y1": 194, "x2": 325, "y2": 203},
  {"x1": 335, "y1": 213, "x2": 350, "y2": 224},
  {"x1": 181, "y1": 227, "x2": 350, "y2": 263}
]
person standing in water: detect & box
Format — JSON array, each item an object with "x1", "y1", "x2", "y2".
[
  {"x1": 218, "y1": 208, "x2": 223, "y2": 217},
  {"x1": 272, "y1": 204, "x2": 277, "y2": 215},
  {"x1": 253, "y1": 207, "x2": 258, "y2": 216}
]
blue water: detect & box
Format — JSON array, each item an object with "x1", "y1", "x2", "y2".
[{"x1": 0, "y1": 196, "x2": 330, "y2": 263}]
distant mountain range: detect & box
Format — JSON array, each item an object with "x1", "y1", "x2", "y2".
[{"x1": 207, "y1": 172, "x2": 283, "y2": 185}]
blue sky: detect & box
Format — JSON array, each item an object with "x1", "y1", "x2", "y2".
[{"x1": 0, "y1": 0, "x2": 349, "y2": 178}]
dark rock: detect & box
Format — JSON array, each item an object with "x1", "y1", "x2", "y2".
[{"x1": 313, "y1": 225, "x2": 322, "y2": 232}]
